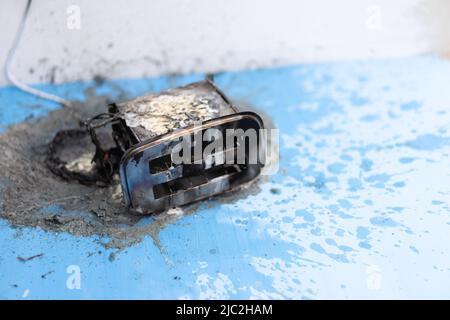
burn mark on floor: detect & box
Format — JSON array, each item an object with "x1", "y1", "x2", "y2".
[{"x1": 0, "y1": 84, "x2": 266, "y2": 250}]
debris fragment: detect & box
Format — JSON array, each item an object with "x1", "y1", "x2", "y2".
[
  {"x1": 41, "y1": 270, "x2": 54, "y2": 279},
  {"x1": 17, "y1": 253, "x2": 44, "y2": 263}
]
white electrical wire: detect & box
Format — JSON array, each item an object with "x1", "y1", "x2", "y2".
[{"x1": 5, "y1": 0, "x2": 72, "y2": 108}]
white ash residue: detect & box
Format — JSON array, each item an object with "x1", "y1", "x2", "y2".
[
  {"x1": 115, "y1": 81, "x2": 235, "y2": 141},
  {"x1": 120, "y1": 93, "x2": 218, "y2": 137}
]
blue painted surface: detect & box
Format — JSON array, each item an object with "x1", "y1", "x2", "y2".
[{"x1": 1, "y1": 55, "x2": 450, "y2": 299}]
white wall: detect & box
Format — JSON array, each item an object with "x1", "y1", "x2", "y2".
[{"x1": 1, "y1": 0, "x2": 449, "y2": 86}]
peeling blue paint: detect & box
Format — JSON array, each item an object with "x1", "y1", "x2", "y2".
[
  {"x1": 2, "y1": 55, "x2": 450, "y2": 299},
  {"x1": 401, "y1": 101, "x2": 421, "y2": 111},
  {"x1": 356, "y1": 227, "x2": 370, "y2": 240},
  {"x1": 370, "y1": 216, "x2": 400, "y2": 228},
  {"x1": 405, "y1": 134, "x2": 449, "y2": 151}
]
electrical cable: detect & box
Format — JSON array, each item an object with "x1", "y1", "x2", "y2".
[{"x1": 5, "y1": 0, "x2": 72, "y2": 108}]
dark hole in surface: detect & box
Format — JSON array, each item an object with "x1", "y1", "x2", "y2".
[
  {"x1": 149, "y1": 154, "x2": 172, "y2": 173},
  {"x1": 152, "y1": 164, "x2": 242, "y2": 199},
  {"x1": 147, "y1": 116, "x2": 262, "y2": 201}
]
